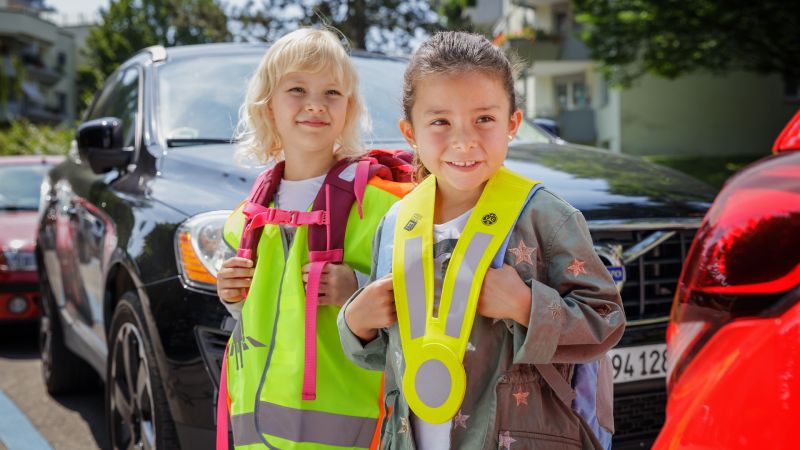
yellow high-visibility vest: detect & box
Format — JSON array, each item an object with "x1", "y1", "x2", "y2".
[{"x1": 392, "y1": 167, "x2": 540, "y2": 424}]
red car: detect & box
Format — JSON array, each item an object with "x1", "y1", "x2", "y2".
[
  {"x1": 0, "y1": 155, "x2": 63, "y2": 321},
  {"x1": 654, "y1": 110, "x2": 800, "y2": 449}
]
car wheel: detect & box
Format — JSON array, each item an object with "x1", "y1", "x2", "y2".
[
  {"x1": 107, "y1": 292, "x2": 179, "y2": 450},
  {"x1": 39, "y1": 269, "x2": 98, "y2": 394}
]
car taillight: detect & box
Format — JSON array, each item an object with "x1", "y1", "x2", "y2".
[
  {"x1": 773, "y1": 108, "x2": 800, "y2": 153},
  {"x1": 666, "y1": 153, "x2": 800, "y2": 388}
]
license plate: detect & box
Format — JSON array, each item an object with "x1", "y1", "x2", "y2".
[{"x1": 608, "y1": 343, "x2": 667, "y2": 383}]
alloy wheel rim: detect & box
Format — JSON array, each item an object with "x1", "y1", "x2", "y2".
[{"x1": 109, "y1": 322, "x2": 156, "y2": 450}]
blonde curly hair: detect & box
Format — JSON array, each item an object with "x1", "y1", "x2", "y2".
[{"x1": 235, "y1": 27, "x2": 367, "y2": 164}]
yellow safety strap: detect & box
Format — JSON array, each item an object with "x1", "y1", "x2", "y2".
[{"x1": 392, "y1": 167, "x2": 538, "y2": 423}]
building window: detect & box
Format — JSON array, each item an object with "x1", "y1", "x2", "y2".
[
  {"x1": 57, "y1": 52, "x2": 66, "y2": 73},
  {"x1": 57, "y1": 92, "x2": 66, "y2": 114},
  {"x1": 555, "y1": 77, "x2": 590, "y2": 113}
]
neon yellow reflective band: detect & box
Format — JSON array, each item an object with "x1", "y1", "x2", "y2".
[{"x1": 392, "y1": 167, "x2": 539, "y2": 423}]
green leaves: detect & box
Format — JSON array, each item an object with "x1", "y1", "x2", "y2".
[
  {"x1": 77, "y1": 0, "x2": 230, "y2": 114},
  {"x1": 0, "y1": 121, "x2": 73, "y2": 156},
  {"x1": 572, "y1": 0, "x2": 800, "y2": 87}
]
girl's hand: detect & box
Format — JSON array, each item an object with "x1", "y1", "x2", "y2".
[
  {"x1": 217, "y1": 257, "x2": 254, "y2": 303},
  {"x1": 478, "y1": 264, "x2": 532, "y2": 327},
  {"x1": 344, "y1": 274, "x2": 396, "y2": 342},
  {"x1": 302, "y1": 263, "x2": 359, "y2": 307}
]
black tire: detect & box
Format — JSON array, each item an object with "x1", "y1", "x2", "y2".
[
  {"x1": 39, "y1": 268, "x2": 98, "y2": 395},
  {"x1": 106, "y1": 292, "x2": 179, "y2": 450}
]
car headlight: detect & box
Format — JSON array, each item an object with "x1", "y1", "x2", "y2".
[{"x1": 174, "y1": 211, "x2": 235, "y2": 291}]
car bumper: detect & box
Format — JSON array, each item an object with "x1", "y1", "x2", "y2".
[{"x1": 0, "y1": 280, "x2": 40, "y2": 321}]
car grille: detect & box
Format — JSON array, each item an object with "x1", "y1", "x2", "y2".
[
  {"x1": 590, "y1": 228, "x2": 697, "y2": 322},
  {"x1": 612, "y1": 389, "x2": 667, "y2": 448}
]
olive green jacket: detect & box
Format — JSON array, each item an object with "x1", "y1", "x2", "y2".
[{"x1": 338, "y1": 188, "x2": 625, "y2": 450}]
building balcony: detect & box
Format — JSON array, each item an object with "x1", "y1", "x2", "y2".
[
  {"x1": 1, "y1": 98, "x2": 65, "y2": 124},
  {"x1": 25, "y1": 63, "x2": 61, "y2": 85},
  {"x1": 508, "y1": 32, "x2": 590, "y2": 64}
]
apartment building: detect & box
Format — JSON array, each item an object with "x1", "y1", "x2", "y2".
[{"x1": 0, "y1": 0, "x2": 80, "y2": 125}]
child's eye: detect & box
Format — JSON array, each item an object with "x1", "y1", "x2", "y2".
[
  {"x1": 477, "y1": 115, "x2": 495, "y2": 123},
  {"x1": 326, "y1": 89, "x2": 343, "y2": 96},
  {"x1": 430, "y1": 119, "x2": 449, "y2": 126},
  {"x1": 288, "y1": 87, "x2": 305, "y2": 93}
]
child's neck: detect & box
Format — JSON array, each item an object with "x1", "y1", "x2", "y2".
[
  {"x1": 434, "y1": 183, "x2": 485, "y2": 224},
  {"x1": 282, "y1": 152, "x2": 336, "y2": 181}
]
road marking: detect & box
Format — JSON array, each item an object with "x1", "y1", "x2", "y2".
[{"x1": 0, "y1": 390, "x2": 53, "y2": 450}]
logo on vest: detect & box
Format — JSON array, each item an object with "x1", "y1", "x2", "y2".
[
  {"x1": 404, "y1": 213, "x2": 423, "y2": 231},
  {"x1": 482, "y1": 213, "x2": 497, "y2": 225},
  {"x1": 229, "y1": 323, "x2": 266, "y2": 370}
]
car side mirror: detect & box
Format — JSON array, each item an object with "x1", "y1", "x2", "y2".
[{"x1": 76, "y1": 117, "x2": 132, "y2": 174}]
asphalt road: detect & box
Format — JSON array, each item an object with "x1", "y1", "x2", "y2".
[{"x1": 0, "y1": 323, "x2": 106, "y2": 450}]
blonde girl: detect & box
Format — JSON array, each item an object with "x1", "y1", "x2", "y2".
[{"x1": 216, "y1": 28, "x2": 411, "y2": 450}]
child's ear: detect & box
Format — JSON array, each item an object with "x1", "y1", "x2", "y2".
[
  {"x1": 266, "y1": 100, "x2": 274, "y2": 118},
  {"x1": 398, "y1": 119, "x2": 417, "y2": 149},
  {"x1": 507, "y1": 109, "x2": 523, "y2": 139}
]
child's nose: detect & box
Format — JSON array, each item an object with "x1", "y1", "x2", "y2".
[
  {"x1": 305, "y1": 96, "x2": 327, "y2": 113},
  {"x1": 450, "y1": 128, "x2": 479, "y2": 151}
]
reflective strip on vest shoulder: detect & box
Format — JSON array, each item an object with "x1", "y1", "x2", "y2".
[
  {"x1": 445, "y1": 231, "x2": 493, "y2": 337},
  {"x1": 403, "y1": 236, "x2": 427, "y2": 339},
  {"x1": 231, "y1": 402, "x2": 377, "y2": 448}
]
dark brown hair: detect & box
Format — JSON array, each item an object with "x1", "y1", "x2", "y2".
[{"x1": 402, "y1": 31, "x2": 520, "y2": 182}]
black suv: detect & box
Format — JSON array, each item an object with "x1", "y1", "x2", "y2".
[{"x1": 36, "y1": 43, "x2": 716, "y2": 449}]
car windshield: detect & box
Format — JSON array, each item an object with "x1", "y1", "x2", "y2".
[
  {"x1": 0, "y1": 164, "x2": 50, "y2": 210},
  {"x1": 156, "y1": 51, "x2": 551, "y2": 147}
]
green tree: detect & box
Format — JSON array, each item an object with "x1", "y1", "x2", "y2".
[
  {"x1": 432, "y1": 0, "x2": 477, "y2": 32},
  {"x1": 0, "y1": 120, "x2": 73, "y2": 156},
  {"x1": 77, "y1": 0, "x2": 230, "y2": 114},
  {"x1": 231, "y1": 0, "x2": 443, "y2": 52},
  {"x1": 572, "y1": 0, "x2": 800, "y2": 86}
]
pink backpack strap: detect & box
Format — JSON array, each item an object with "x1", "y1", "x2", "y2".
[
  {"x1": 237, "y1": 162, "x2": 285, "y2": 262},
  {"x1": 299, "y1": 154, "x2": 412, "y2": 401},
  {"x1": 216, "y1": 344, "x2": 230, "y2": 450}
]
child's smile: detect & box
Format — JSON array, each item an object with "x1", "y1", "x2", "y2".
[{"x1": 400, "y1": 71, "x2": 522, "y2": 205}]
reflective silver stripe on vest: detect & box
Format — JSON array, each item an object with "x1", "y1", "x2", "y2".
[
  {"x1": 445, "y1": 232, "x2": 493, "y2": 337},
  {"x1": 404, "y1": 236, "x2": 427, "y2": 339},
  {"x1": 231, "y1": 402, "x2": 377, "y2": 448}
]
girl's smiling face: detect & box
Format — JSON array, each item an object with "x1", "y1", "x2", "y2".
[
  {"x1": 400, "y1": 71, "x2": 522, "y2": 203},
  {"x1": 269, "y1": 70, "x2": 349, "y2": 160}
]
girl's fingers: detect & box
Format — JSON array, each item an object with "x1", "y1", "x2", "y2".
[
  {"x1": 220, "y1": 288, "x2": 244, "y2": 302},
  {"x1": 221, "y1": 268, "x2": 255, "y2": 279},
  {"x1": 223, "y1": 257, "x2": 253, "y2": 268},
  {"x1": 221, "y1": 278, "x2": 252, "y2": 289}
]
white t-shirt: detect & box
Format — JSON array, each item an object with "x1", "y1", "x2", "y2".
[
  {"x1": 275, "y1": 174, "x2": 326, "y2": 242},
  {"x1": 412, "y1": 207, "x2": 472, "y2": 450},
  {"x1": 276, "y1": 174, "x2": 326, "y2": 213}
]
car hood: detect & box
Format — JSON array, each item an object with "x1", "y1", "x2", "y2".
[
  {"x1": 505, "y1": 143, "x2": 716, "y2": 221},
  {"x1": 153, "y1": 144, "x2": 267, "y2": 216},
  {"x1": 156, "y1": 143, "x2": 715, "y2": 222},
  {"x1": 0, "y1": 210, "x2": 38, "y2": 251}
]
